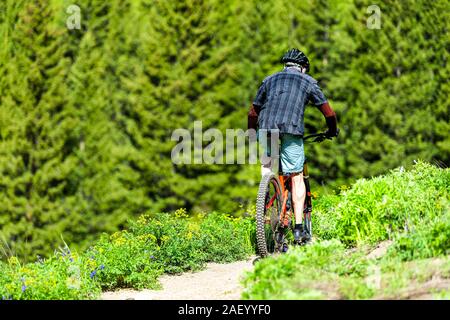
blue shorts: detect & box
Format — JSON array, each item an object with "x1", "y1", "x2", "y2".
[{"x1": 258, "y1": 130, "x2": 305, "y2": 174}]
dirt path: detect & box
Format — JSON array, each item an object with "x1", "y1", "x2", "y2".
[{"x1": 101, "y1": 256, "x2": 257, "y2": 300}]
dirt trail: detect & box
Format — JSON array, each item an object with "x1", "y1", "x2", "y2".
[
  {"x1": 101, "y1": 256, "x2": 257, "y2": 300},
  {"x1": 366, "y1": 240, "x2": 393, "y2": 260}
]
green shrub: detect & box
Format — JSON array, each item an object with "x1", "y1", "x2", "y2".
[
  {"x1": 84, "y1": 230, "x2": 163, "y2": 290},
  {"x1": 1, "y1": 209, "x2": 256, "y2": 299},
  {"x1": 0, "y1": 249, "x2": 100, "y2": 300},
  {"x1": 128, "y1": 209, "x2": 255, "y2": 274},
  {"x1": 388, "y1": 214, "x2": 450, "y2": 261},
  {"x1": 199, "y1": 212, "x2": 255, "y2": 263},
  {"x1": 313, "y1": 162, "x2": 450, "y2": 246},
  {"x1": 88, "y1": 208, "x2": 255, "y2": 289},
  {"x1": 128, "y1": 209, "x2": 208, "y2": 274},
  {"x1": 89, "y1": 209, "x2": 255, "y2": 290}
]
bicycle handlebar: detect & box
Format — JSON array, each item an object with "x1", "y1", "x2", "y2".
[{"x1": 303, "y1": 128, "x2": 340, "y2": 143}]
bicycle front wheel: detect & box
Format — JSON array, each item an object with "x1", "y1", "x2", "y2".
[{"x1": 256, "y1": 172, "x2": 283, "y2": 257}]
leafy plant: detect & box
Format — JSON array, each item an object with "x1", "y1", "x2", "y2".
[
  {"x1": 84, "y1": 231, "x2": 163, "y2": 290},
  {"x1": 0, "y1": 208, "x2": 256, "y2": 299},
  {"x1": 313, "y1": 162, "x2": 450, "y2": 246},
  {"x1": 0, "y1": 248, "x2": 100, "y2": 300}
]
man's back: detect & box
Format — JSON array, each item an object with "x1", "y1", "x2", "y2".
[
  {"x1": 248, "y1": 48, "x2": 338, "y2": 142},
  {"x1": 253, "y1": 67, "x2": 327, "y2": 135},
  {"x1": 253, "y1": 67, "x2": 327, "y2": 136}
]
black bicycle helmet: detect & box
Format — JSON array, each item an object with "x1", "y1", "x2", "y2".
[{"x1": 281, "y1": 48, "x2": 310, "y2": 72}]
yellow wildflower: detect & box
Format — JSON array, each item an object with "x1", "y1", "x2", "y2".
[
  {"x1": 111, "y1": 231, "x2": 126, "y2": 240},
  {"x1": 8, "y1": 256, "x2": 20, "y2": 266},
  {"x1": 137, "y1": 215, "x2": 147, "y2": 225},
  {"x1": 113, "y1": 237, "x2": 126, "y2": 246},
  {"x1": 175, "y1": 208, "x2": 188, "y2": 218}
]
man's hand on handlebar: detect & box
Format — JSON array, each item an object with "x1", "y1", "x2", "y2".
[
  {"x1": 310, "y1": 128, "x2": 340, "y2": 142},
  {"x1": 325, "y1": 128, "x2": 340, "y2": 139}
]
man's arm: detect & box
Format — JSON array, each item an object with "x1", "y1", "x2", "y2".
[
  {"x1": 248, "y1": 104, "x2": 261, "y2": 130},
  {"x1": 317, "y1": 101, "x2": 338, "y2": 137},
  {"x1": 308, "y1": 80, "x2": 338, "y2": 138},
  {"x1": 248, "y1": 80, "x2": 267, "y2": 130}
]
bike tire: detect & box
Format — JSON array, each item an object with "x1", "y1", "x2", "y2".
[{"x1": 256, "y1": 172, "x2": 283, "y2": 257}]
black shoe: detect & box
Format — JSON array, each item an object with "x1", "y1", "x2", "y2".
[
  {"x1": 294, "y1": 228, "x2": 311, "y2": 243},
  {"x1": 294, "y1": 228, "x2": 302, "y2": 243},
  {"x1": 300, "y1": 230, "x2": 311, "y2": 243}
]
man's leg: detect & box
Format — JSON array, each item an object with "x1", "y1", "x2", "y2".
[
  {"x1": 280, "y1": 134, "x2": 309, "y2": 242},
  {"x1": 292, "y1": 173, "x2": 306, "y2": 225}
]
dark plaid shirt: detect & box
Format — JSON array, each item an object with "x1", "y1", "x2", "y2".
[{"x1": 253, "y1": 67, "x2": 328, "y2": 136}]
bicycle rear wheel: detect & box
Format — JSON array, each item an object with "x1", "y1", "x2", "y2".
[{"x1": 256, "y1": 172, "x2": 283, "y2": 257}]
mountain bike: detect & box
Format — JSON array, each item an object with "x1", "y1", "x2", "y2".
[{"x1": 255, "y1": 132, "x2": 333, "y2": 258}]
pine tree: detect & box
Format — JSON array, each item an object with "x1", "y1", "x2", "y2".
[{"x1": 0, "y1": 0, "x2": 82, "y2": 259}]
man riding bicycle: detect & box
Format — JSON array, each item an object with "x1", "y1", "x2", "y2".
[{"x1": 248, "y1": 48, "x2": 338, "y2": 244}]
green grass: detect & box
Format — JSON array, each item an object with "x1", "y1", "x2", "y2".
[
  {"x1": 387, "y1": 214, "x2": 450, "y2": 261},
  {"x1": 242, "y1": 240, "x2": 450, "y2": 300},
  {"x1": 0, "y1": 209, "x2": 255, "y2": 299},
  {"x1": 313, "y1": 162, "x2": 450, "y2": 246},
  {"x1": 242, "y1": 162, "x2": 450, "y2": 299},
  {"x1": 0, "y1": 252, "x2": 101, "y2": 300}
]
